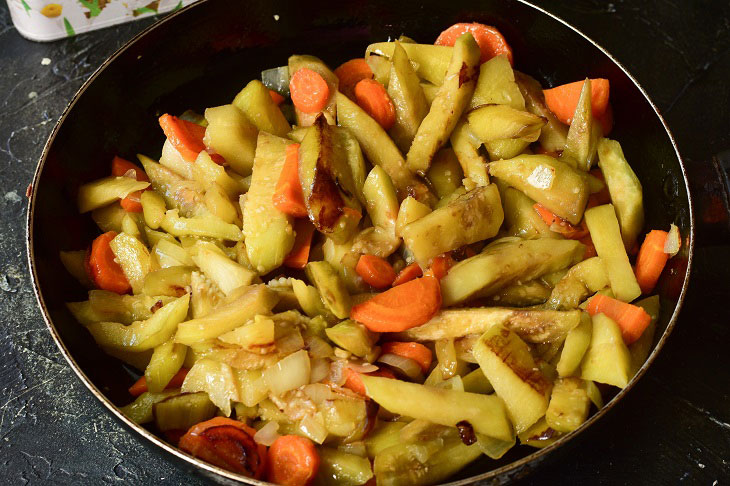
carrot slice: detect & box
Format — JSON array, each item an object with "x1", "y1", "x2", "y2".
[
  {"x1": 267, "y1": 435, "x2": 320, "y2": 486},
  {"x1": 533, "y1": 204, "x2": 589, "y2": 239},
  {"x1": 426, "y1": 254, "x2": 454, "y2": 280},
  {"x1": 272, "y1": 143, "x2": 308, "y2": 218},
  {"x1": 586, "y1": 294, "x2": 652, "y2": 345},
  {"x1": 128, "y1": 368, "x2": 189, "y2": 397},
  {"x1": 596, "y1": 103, "x2": 613, "y2": 136},
  {"x1": 435, "y1": 22, "x2": 513, "y2": 64},
  {"x1": 159, "y1": 114, "x2": 208, "y2": 162},
  {"x1": 111, "y1": 156, "x2": 149, "y2": 182},
  {"x1": 343, "y1": 367, "x2": 396, "y2": 397},
  {"x1": 180, "y1": 417, "x2": 267, "y2": 478},
  {"x1": 269, "y1": 89, "x2": 286, "y2": 105},
  {"x1": 381, "y1": 342, "x2": 432, "y2": 374},
  {"x1": 356, "y1": 254, "x2": 397, "y2": 289},
  {"x1": 543, "y1": 78, "x2": 610, "y2": 125},
  {"x1": 350, "y1": 276, "x2": 442, "y2": 332},
  {"x1": 354, "y1": 79, "x2": 396, "y2": 130},
  {"x1": 289, "y1": 68, "x2": 330, "y2": 114},
  {"x1": 392, "y1": 262, "x2": 423, "y2": 286},
  {"x1": 119, "y1": 190, "x2": 143, "y2": 213},
  {"x1": 635, "y1": 230, "x2": 670, "y2": 294},
  {"x1": 334, "y1": 58, "x2": 373, "y2": 98},
  {"x1": 284, "y1": 220, "x2": 316, "y2": 269},
  {"x1": 88, "y1": 231, "x2": 130, "y2": 294}
]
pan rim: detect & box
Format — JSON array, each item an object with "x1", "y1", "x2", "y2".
[{"x1": 24, "y1": 0, "x2": 695, "y2": 484}]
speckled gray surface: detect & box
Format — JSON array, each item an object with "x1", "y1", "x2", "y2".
[{"x1": 1, "y1": 1, "x2": 729, "y2": 485}]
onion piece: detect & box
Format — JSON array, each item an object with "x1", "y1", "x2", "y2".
[
  {"x1": 305, "y1": 335, "x2": 334, "y2": 359},
  {"x1": 327, "y1": 359, "x2": 349, "y2": 387},
  {"x1": 261, "y1": 66, "x2": 291, "y2": 97},
  {"x1": 276, "y1": 330, "x2": 305, "y2": 355},
  {"x1": 347, "y1": 362, "x2": 379, "y2": 374},
  {"x1": 664, "y1": 223, "x2": 681, "y2": 257},
  {"x1": 298, "y1": 414, "x2": 328, "y2": 444},
  {"x1": 378, "y1": 353, "x2": 423, "y2": 381},
  {"x1": 263, "y1": 349, "x2": 311, "y2": 396},
  {"x1": 309, "y1": 358, "x2": 330, "y2": 384},
  {"x1": 302, "y1": 383, "x2": 338, "y2": 404},
  {"x1": 253, "y1": 421, "x2": 280, "y2": 446}
]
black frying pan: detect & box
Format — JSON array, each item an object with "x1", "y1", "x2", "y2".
[{"x1": 25, "y1": 0, "x2": 730, "y2": 484}]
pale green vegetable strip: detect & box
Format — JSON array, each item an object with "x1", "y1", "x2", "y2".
[
  {"x1": 387, "y1": 41, "x2": 429, "y2": 153},
  {"x1": 450, "y1": 119, "x2": 489, "y2": 187},
  {"x1": 175, "y1": 285, "x2": 279, "y2": 345},
  {"x1": 406, "y1": 33, "x2": 480, "y2": 173},
  {"x1": 545, "y1": 377, "x2": 591, "y2": 432},
  {"x1": 584, "y1": 204, "x2": 641, "y2": 302},
  {"x1": 120, "y1": 390, "x2": 180, "y2": 424},
  {"x1": 473, "y1": 325, "x2": 551, "y2": 433},
  {"x1": 514, "y1": 71, "x2": 568, "y2": 153},
  {"x1": 145, "y1": 339, "x2": 186, "y2": 393},
  {"x1": 204, "y1": 104, "x2": 259, "y2": 176},
  {"x1": 360, "y1": 375, "x2": 513, "y2": 441},
  {"x1": 401, "y1": 185, "x2": 503, "y2": 265},
  {"x1": 233, "y1": 79, "x2": 291, "y2": 137},
  {"x1": 161, "y1": 209, "x2": 242, "y2": 241},
  {"x1": 366, "y1": 42, "x2": 453, "y2": 85},
  {"x1": 362, "y1": 165, "x2": 399, "y2": 235},
  {"x1": 489, "y1": 154, "x2": 589, "y2": 225},
  {"x1": 440, "y1": 238, "x2": 584, "y2": 306},
  {"x1": 336, "y1": 92, "x2": 435, "y2": 205},
  {"x1": 140, "y1": 190, "x2": 167, "y2": 229},
  {"x1": 398, "y1": 307, "x2": 582, "y2": 344},
  {"x1": 138, "y1": 155, "x2": 208, "y2": 218},
  {"x1": 580, "y1": 313, "x2": 631, "y2": 388},
  {"x1": 86, "y1": 294, "x2": 190, "y2": 352},
  {"x1": 546, "y1": 257, "x2": 609, "y2": 310},
  {"x1": 470, "y1": 55, "x2": 525, "y2": 110},
  {"x1": 556, "y1": 312, "x2": 593, "y2": 377},
  {"x1": 109, "y1": 232, "x2": 151, "y2": 294},
  {"x1": 243, "y1": 132, "x2": 295, "y2": 273},
  {"x1": 597, "y1": 138, "x2": 645, "y2": 250},
  {"x1": 77, "y1": 176, "x2": 149, "y2": 213}
]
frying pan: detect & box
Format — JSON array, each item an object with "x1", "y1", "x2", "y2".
[{"x1": 24, "y1": 0, "x2": 730, "y2": 483}]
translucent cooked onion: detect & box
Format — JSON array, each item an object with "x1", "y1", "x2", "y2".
[
  {"x1": 302, "y1": 383, "x2": 338, "y2": 404},
  {"x1": 309, "y1": 358, "x2": 330, "y2": 384},
  {"x1": 327, "y1": 359, "x2": 349, "y2": 387},
  {"x1": 298, "y1": 415, "x2": 328, "y2": 444},
  {"x1": 347, "y1": 362, "x2": 379, "y2": 374},
  {"x1": 261, "y1": 66, "x2": 291, "y2": 97},
  {"x1": 263, "y1": 349, "x2": 311, "y2": 396},
  {"x1": 253, "y1": 421, "x2": 280, "y2": 446},
  {"x1": 378, "y1": 353, "x2": 423, "y2": 381},
  {"x1": 305, "y1": 335, "x2": 334, "y2": 359},
  {"x1": 276, "y1": 330, "x2": 305, "y2": 355},
  {"x1": 664, "y1": 223, "x2": 681, "y2": 257}
]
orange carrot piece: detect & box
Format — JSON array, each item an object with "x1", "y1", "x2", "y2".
[
  {"x1": 586, "y1": 294, "x2": 652, "y2": 345},
  {"x1": 356, "y1": 254, "x2": 397, "y2": 289},
  {"x1": 269, "y1": 89, "x2": 286, "y2": 105},
  {"x1": 596, "y1": 103, "x2": 613, "y2": 135},
  {"x1": 354, "y1": 79, "x2": 396, "y2": 130},
  {"x1": 88, "y1": 231, "x2": 130, "y2": 294},
  {"x1": 579, "y1": 234, "x2": 597, "y2": 259},
  {"x1": 334, "y1": 58, "x2": 373, "y2": 98},
  {"x1": 128, "y1": 368, "x2": 189, "y2": 397},
  {"x1": 180, "y1": 417, "x2": 267, "y2": 478},
  {"x1": 289, "y1": 68, "x2": 330, "y2": 114},
  {"x1": 426, "y1": 254, "x2": 454, "y2": 280},
  {"x1": 284, "y1": 220, "x2": 316, "y2": 269},
  {"x1": 533, "y1": 203, "x2": 589, "y2": 239},
  {"x1": 119, "y1": 190, "x2": 143, "y2": 213},
  {"x1": 159, "y1": 114, "x2": 208, "y2": 162},
  {"x1": 543, "y1": 78, "x2": 610, "y2": 125},
  {"x1": 343, "y1": 367, "x2": 396, "y2": 397},
  {"x1": 267, "y1": 435, "x2": 320, "y2": 486},
  {"x1": 392, "y1": 262, "x2": 423, "y2": 286},
  {"x1": 350, "y1": 276, "x2": 442, "y2": 332},
  {"x1": 635, "y1": 230, "x2": 670, "y2": 294},
  {"x1": 272, "y1": 143, "x2": 308, "y2": 218},
  {"x1": 435, "y1": 22, "x2": 513, "y2": 64},
  {"x1": 111, "y1": 156, "x2": 149, "y2": 182},
  {"x1": 381, "y1": 342, "x2": 432, "y2": 374}
]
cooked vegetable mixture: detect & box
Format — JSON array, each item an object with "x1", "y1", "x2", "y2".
[{"x1": 62, "y1": 22, "x2": 681, "y2": 486}]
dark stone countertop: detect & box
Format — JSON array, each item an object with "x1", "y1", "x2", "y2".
[{"x1": 1, "y1": 1, "x2": 728, "y2": 484}]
